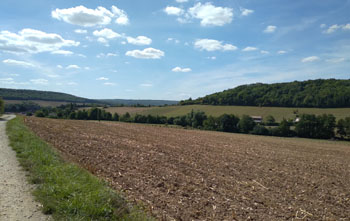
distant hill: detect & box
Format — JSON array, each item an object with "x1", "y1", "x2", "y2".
[
  {"x1": 180, "y1": 79, "x2": 350, "y2": 108},
  {"x1": 0, "y1": 88, "x2": 96, "y2": 103},
  {"x1": 98, "y1": 99, "x2": 178, "y2": 106},
  {"x1": 0, "y1": 88, "x2": 178, "y2": 106}
]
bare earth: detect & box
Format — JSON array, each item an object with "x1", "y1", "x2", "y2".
[
  {"x1": 0, "y1": 115, "x2": 50, "y2": 221},
  {"x1": 25, "y1": 117, "x2": 350, "y2": 220}
]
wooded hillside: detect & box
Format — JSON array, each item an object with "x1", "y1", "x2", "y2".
[{"x1": 180, "y1": 79, "x2": 350, "y2": 108}]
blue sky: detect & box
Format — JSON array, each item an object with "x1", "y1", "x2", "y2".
[{"x1": 0, "y1": 0, "x2": 349, "y2": 100}]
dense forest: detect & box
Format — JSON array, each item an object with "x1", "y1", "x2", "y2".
[
  {"x1": 180, "y1": 79, "x2": 350, "y2": 108},
  {"x1": 0, "y1": 88, "x2": 96, "y2": 103}
]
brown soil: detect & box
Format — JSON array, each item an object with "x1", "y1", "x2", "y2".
[{"x1": 24, "y1": 117, "x2": 350, "y2": 221}]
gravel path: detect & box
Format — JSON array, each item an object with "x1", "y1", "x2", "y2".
[{"x1": 0, "y1": 115, "x2": 50, "y2": 221}]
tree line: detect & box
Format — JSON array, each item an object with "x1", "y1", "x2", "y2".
[
  {"x1": 180, "y1": 79, "x2": 350, "y2": 108},
  {"x1": 0, "y1": 97, "x2": 4, "y2": 116},
  {"x1": 34, "y1": 105, "x2": 350, "y2": 140}
]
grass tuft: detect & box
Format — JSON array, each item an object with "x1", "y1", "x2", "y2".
[{"x1": 6, "y1": 116, "x2": 152, "y2": 221}]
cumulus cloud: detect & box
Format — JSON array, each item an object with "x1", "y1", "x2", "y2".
[
  {"x1": 126, "y1": 36, "x2": 152, "y2": 45},
  {"x1": 0, "y1": 29, "x2": 79, "y2": 54},
  {"x1": 51, "y1": 50, "x2": 73, "y2": 55},
  {"x1": 57, "y1": 65, "x2": 63, "y2": 69},
  {"x1": 188, "y1": 3, "x2": 233, "y2": 26},
  {"x1": 264, "y1": 25, "x2": 277, "y2": 33},
  {"x1": 242, "y1": 46, "x2": 258, "y2": 52},
  {"x1": 301, "y1": 56, "x2": 320, "y2": 63},
  {"x1": 125, "y1": 48, "x2": 164, "y2": 59},
  {"x1": 344, "y1": 24, "x2": 350, "y2": 30},
  {"x1": 30, "y1": 79, "x2": 48, "y2": 85},
  {"x1": 93, "y1": 28, "x2": 121, "y2": 39},
  {"x1": 240, "y1": 8, "x2": 254, "y2": 16},
  {"x1": 66, "y1": 64, "x2": 81, "y2": 69},
  {"x1": 194, "y1": 39, "x2": 237, "y2": 51},
  {"x1": 2, "y1": 59, "x2": 36, "y2": 68},
  {"x1": 74, "y1": 29, "x2": 87, "y2": 34},
  {"x1": 164, "y1": 6, "x2": 184, "y2": 16},
  {"x1": 97, "y1": 77, "x2": 109, "y2": 80},
  {"x1": 277, "y1": 50, "x2": 287, "y2": 54},
  {"x1": 51, "y1": 5, "x2": 129, "y2": 27},
  {"x1": 172, "y1": 67, "x2": 192, "y2": 72},
  {"x1": 176, "y1": 0, "x2": 188, "y2": 2},
  {"x1": 260, "y1": 50, "x2": 269, "y2": 54}
]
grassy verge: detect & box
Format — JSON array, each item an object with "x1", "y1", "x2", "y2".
[{"x1": 6, "y1": 116, "x2": 152, "y2": 221}]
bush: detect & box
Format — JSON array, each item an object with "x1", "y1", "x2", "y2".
[
  {"x1": 251, "y1": 125, "x2": 269, "y2": 135},
  {"x1": 35, "y1": 110, "x2": 45, "y2": 117}
]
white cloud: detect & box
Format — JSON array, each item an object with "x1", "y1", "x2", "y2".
[
  {"x1": 3, "y1": 59, "x2": 36, "y2": 68},
  {"x1": 30, "y1": 78, "x2": 48, "y2": 85},
  {"x1": 51, "y1": 50, "x2": 73, "y2": 55},
  {"x1": 240, "y1": 8, "x2": 254, "y2": 16},
  {"x1": 207, "y1": 56, "x2": 216, "y2": 60},
  {"x1": 164, "y1": 6, "x2": 184, "y2": 16},
  {"x1": 125, "y1": 48, "x2": 164, "y2": 59},
  {"x1": 67, "y1": 82, "x2": 77, "y2": 85},
  {"x1": 104, "y1": 82, "x2": 116, "y2": 86},
  {"x1": 260, "y1": 50, "x2": 269, "y2": 54},
  {"x1": 301, "y1": 56, "x2": 320, "y2": 63},
  {"x1": 97, "y1": 77, "x2": 109, "y2": 81},
  {"x1": 172, "y1": 67, "x2": 192, "y2": 72},
  {"x1": 74, "y1": 29, "x2": 87, "y2": 34},
  {"x1": 320, "y1": 24, "x2": 326, "y2": 28},
  {"x1": 194, "y1": 39, "x2": 237, "y2": 51},
  {"x1": 343, "y1": 24, "x2": 350, "y2": 30},
  {"x1": 326, "y1": 57, "x2": 345, "y2": 63},
  {"x1": 242, "y1": 46, "x2": 258, "y2": 52},
  {"x1": 277, "y1": 50, "x2": 287, "y2": 54},
  {"x1": 176, "y1": 0, "x2": 188, "y2": 2},
  {"x1": 188, "y1": 3, "x2": 233, "y2": 26},
  {"x1": 0, "y1": 29, "x2": 79, "y2": 54},
  {"x1": 97, "y1": 37, "x2": 108, "y2": 45},
  {"x1": 264, "y1": 25, "x2": 277, "y2": 33},
  {"x1": 167, "y1": 38, "x2": 180, "y2": 44},
  {"x1": 126, "y1": 36, "x2": 152, "y2": 45},
  {"x1": 96, "y1": 53, "x2": 117, "y2": 58},
  {"x1": 51, "y1": 5, "x2": 129, "y2": 27},
  {"x1": 323, "y1": 24, "x2": 350, "y2": 34},
  {"x1": 93, "y1": 28, "x2": 121, "y2": 39},
  {"x1": 57, "y1": 65, "x2": 63, "y2": 69},
  {"x1": 140, "y1": 83, "x2": 153, "y2": 87},
  {"x1": 111, "y1": 5, "x2": 129, "y2": 25},
  {"x1": 66, "y1": 64, "x2": 81, "y2": 69},
  {"x1": 324, "y1": 24, "x2": 341, "y2": 34},
  {"x1": 0, "y1": 78, "x2": 14, "y2": 81}
]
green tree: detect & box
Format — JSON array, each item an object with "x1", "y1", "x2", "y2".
[
  {"x1": 238, "y1": 115, "x2": 256, "y2": 133},
  {"x1": 112, "y1": 113, "x2": 119, "y2": 121},
  {"x1": 218, "y1": 114, "x2": 240, "y2": 132}
]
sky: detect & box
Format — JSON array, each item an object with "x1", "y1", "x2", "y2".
[{"x1": 0, "y1": 0, "x2": 349, "y2": 100}]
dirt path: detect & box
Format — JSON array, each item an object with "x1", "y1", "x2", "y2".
[{"x1": 0, "y1": 115, "x2": 50, "y2": 221}]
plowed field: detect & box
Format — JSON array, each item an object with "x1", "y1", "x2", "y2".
[{"x1": 24, "y1": 117, "x2": 350, "y2": 220}]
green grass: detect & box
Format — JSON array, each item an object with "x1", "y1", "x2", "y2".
[
  {"x1": 6, "y1": 116, "x2": 152, "y2": 221},
  {"x1": 139, "y1": 105, "x2": 350, "y2": 122}
]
